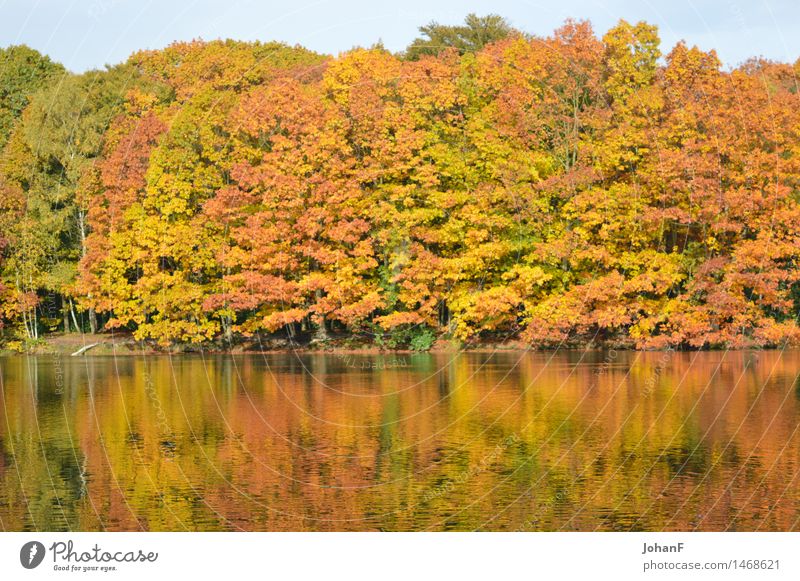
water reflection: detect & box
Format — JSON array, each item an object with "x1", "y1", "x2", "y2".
[{"x1": 0, "y1": 350, "x2": 798, "y2": 531}]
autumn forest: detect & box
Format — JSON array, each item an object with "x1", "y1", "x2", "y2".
[{"x1": 1, "y1": 15, "x2": 800, "y2": 351}]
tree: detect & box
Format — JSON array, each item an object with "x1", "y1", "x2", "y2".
[
  {"x1": 80, "y1": 41, "x2": 326, "y2": 344},
  {"x1": 0, "y1": 64, "x2": 157, "y2": 337},
  {"x1": 2, "y1": 19, "x2": 799, "y2": 350},
  {"x1": 0, "y1": 46, "x2": 65, "y2": 148},
  {"x1": 404, "y1": 14, "x2": 515, "y2": 60}
]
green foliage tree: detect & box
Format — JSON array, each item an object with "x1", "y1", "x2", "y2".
[
  {"x1": 0, "y1": 64, "x2": 163, "y2": 337},
  {"x1": 404, "y1": 14, "x2": 515, "y2": 60},
  {"x1": 0, "y1": 45, "x2": 65, "y2": 148}
]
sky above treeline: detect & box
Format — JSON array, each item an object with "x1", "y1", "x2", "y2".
[{"x1": 1, "y1": 0, "x2": 798, "y2": 71}]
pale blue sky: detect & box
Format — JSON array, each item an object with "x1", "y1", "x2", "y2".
[{"x1": 1, "y1": 0, "x2": 798, "y2": 71}]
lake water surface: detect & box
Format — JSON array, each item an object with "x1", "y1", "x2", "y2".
[{"x1": 1, "y1": 350, "x2": 799, "y2": 531}]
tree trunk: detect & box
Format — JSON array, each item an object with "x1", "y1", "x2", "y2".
[
  {"x1": 21, "y1": 308, "x2": 30, "y2": 340},
  {"x1": 69, "y1": 299, "x2": 81, "y2": 333},
  {"x1": 312, "y1": 287, "x2": 328, "y2": 342},
  {"x1": 313, "y1": 317, "x2": 329, "y2": 342},
  {"x1": 89, "y1": 307, "x2": 98, "y2": 334},
  {"x1": 223, "y1": 315, "x2": 233, "y2": 344},
  {"x1": 78, "y1": 208, "x2": 98, "y2": 334}
]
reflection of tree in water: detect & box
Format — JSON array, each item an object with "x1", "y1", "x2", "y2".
[
  {"x1": 0, "y1": 351, "x2": 799, "y2": 531},
  {"x1": 0, "y1": 357, "x2": 87, "y2": 530}
]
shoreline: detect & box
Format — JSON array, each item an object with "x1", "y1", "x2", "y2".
[{"x1": 0, "y1": 333, "x2": 792, "y2": 356}]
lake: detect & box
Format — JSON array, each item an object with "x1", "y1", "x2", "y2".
[{"x1": 1, "y1": 350, "x2": 798, "y2": 531}]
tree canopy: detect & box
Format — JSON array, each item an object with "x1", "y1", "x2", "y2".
[
  {"x1": 1, "y1": 20, "x2": 800, "y2": 350},
  {"x1": 0, "y1": 45, "x2": 65, "y2": 148},
  {"x1": 404, "y1": 13, "x2": 516, "y2": 60}
]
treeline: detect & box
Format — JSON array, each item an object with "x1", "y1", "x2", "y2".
[{"x1": 1, "y1": 16, "x2": 799, "y2": 350}]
